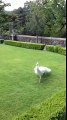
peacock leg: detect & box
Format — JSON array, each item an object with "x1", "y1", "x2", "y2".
[{"x1": 39, "y1": 76, "x2": 41, "y2": 83}]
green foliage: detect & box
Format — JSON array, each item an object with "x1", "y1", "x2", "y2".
[
  {"x1": 0, "y1": 0, "x2": 66, "y2": 37},
  {"x1": 12, "y1": 7, "x2": 26, "y2": 34},
  {"x1": 0, "y1": 39, "x2": 4, "y2": 44},
  {"x1": 4, "y1": 40, "x2": 45, "y2": 50},
  {"x1": 46, "y1": 45, "x2": 66, "y2": 55},
  {"x1": 54, "y1": 45, "x2": 66, "y2": 55},
  {"x1": 58, "y1": 46, "x2": 66, "y2": 55},
  {"x1": 24, "y1": 0, "x2": 66, "y2": 37},
  {"x1": 25, "y1": 1, "x2": 43, "y2": 36},
  {"x1": 0, "y1": 0, "x2": 11, "y2": 34},
  {"x1": 50, "y1": 107, "x2": 66, "y2": 120},
  {"x1": 54, "y1": 45, "x2": 61, "y2": 53},
  {"x1": 14, "y1": 90, "x2": 66, "y2": 120},
  {"x1": 46, "y1": 45, "x2": 55, "y2": 52}
]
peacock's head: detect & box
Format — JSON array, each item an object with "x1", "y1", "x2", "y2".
[{"x1": 36, "y1": 62, "x2": 39, "y2": 66}]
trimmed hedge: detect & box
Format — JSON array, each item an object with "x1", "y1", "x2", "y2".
[
  {"x1": 46, "y1": 45, "x2": 55, "y2": 52},
  {"x1": 46, "y1": 45, "x2": 66, "y2": 56},
  {"x1": 0, "y1": 39, "x2": 4, "y2": 44},
  {"x1": 14, "y1": 89, "x2": 66, "y2": 120},
  {"x1": 4, "y1": 40, "x2": 45, "y2": 50}
]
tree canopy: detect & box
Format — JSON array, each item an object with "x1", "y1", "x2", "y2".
[
  {"x1": 0, "y1": 0, "x2": 66, "y2": 37},
  {"x1": 0, "y1": 0, "x2": 11, "y2": 34}
]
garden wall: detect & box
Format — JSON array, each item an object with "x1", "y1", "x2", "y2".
[
  {"x1": 1, "y1": 34, "x2": 66, "y2": 47},
  {"x1": 17, "y1": 35, "x2": 66, "y2": 47}
]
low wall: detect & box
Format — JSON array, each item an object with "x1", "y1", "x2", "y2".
[
  {"x1": 0, "y1": 34, "x2": 66, "y2": 47},
  {"x1": 17, "y1": 35, "x2": 66, "y2": 47}
]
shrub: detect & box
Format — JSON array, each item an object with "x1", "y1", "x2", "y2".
[
  {"x1": 0, "y1": 39, "x2": 4, "y2": 44},
  {"x1": 14, "y1": 89, "x2": 66, "y2": 120},
  {"x1": 46, "y1": 45, "x2": 55, "y2": 52},
  {"x1": 54, "y1": 45, "x2": 61, "y2": 53},
  {"x1": 50, "y1": 107, "x2": 66, "y2": 120},
  {"x1": 4, "y1": 40, "x2": 45, "y2": 50},
  {"x1": 46, "y1": 45, "x2": 66, "y2": 56},
  {"x1": 58, "y1": 46, "x2": 66, "y2": 56}
]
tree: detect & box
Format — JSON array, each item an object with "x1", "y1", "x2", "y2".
[
  {"x1": 0, "y1": 0, "x2": 66, "y2": 38},
  {"x1": 24, "y1": 1, "x2": 44, "y2": 42},
  {"x1": 9, "y1": 7, "x2": 26, "y2": 34},
  {"x1": 25, "y1": 0, "x2": 66, "y2": 37},
  {"x1": 0, "y1": 0, "x2": 11, "y2": 34},
  {"x1": 50, "y1": 0, "x2": 66, "y2": 37}
]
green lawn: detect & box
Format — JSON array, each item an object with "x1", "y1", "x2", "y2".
[{"x1": 0, "y1": 44, "x2": 66, "y2": 120}]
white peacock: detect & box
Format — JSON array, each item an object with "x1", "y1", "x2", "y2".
[{"x1": 34, "y1": 62, "x2": 51, "y2": 83}]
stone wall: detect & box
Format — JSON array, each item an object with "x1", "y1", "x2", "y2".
[
  {"x1": 17, "y1": 35, "x2": 66, "y2": 47},
  {"x1": 0, "y1": 34, "x2": 66, "y2": 47}
]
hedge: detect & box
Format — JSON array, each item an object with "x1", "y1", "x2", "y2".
[
  {"x1": 46, "y1": 45, "x2": 66, "y2": 56},
  {"x1": 0, "y1": 39, "x2": 4, "y2": 44},
  {"x1": 46, "y1": 45, "x2": 55, "y2": 52},
  {"x1": 4, "y1": 40, "x2": 45, "y2": 50},
  {"x1": 14, "y1": 89, "x2": 66, "y2": 120}
]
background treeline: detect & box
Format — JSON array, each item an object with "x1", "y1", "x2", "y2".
[{"x1": 0, "y1": 0, "x2": 66, "y2": 38}]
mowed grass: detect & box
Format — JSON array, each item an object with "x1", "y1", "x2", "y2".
[{"x1": 0, "y1": 44, "x2": 66, "y2": 120}]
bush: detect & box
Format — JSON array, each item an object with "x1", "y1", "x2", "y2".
[
  {"x1": 14, "y1": 89, "x2": 66, "y2": 120},
  {"x1": 46, "y1": 45, "x2": 66, "y2": 56},
  {"x1": 0, "y1": 39, "x2": 4, "y2": 44},
  {"x1": 4, "y1": 40, "x2": 45, "y2": 50},
  {"x1": 50, "y1": 107, "x2": 66, "y2": 120},
  {"x1": 54, "y1": 45, "x2": 60, "y2": 53},
  {"x1": 46, "y1": 45, "x2": 55, "y2": 52},
  {"x1": 58, "y1": 46, "x2": 66, "y2": 56}
]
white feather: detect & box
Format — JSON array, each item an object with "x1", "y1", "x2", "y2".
[{"x1": 34, "y1": 62, "x2": 51, "y2": 82}]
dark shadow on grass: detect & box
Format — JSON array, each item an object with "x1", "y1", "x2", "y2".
[{"x1": 38, "y1": 73, "x2": 52, "y2": 83}]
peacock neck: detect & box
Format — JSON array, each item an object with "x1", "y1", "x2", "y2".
[{"x1": 36, "y1": 65, "x2": 40, "y2": 71}]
